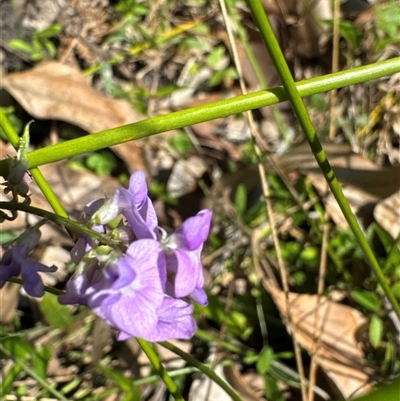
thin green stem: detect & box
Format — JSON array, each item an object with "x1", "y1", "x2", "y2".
[
  {"x1": 0, "y1": 109, "x2": 69, "y2": 218},
  {"x1": 0, "y1": 343, "x2": 69, "y2": 401},
  {"x1": 160, "y1": 341, "x2": 243, "y2": 401},
  {"x1": 136, "y1": 338, "x2": 184, "y2": 401},
  {"x1": 0, "y1": 201, "x2": 119, "y2": 248},
  {"x1": 245, "y1": 0, "x2": 400, "y2": 319},
  {"x1": 0, "y1": 57, "x2": 398, "y2": 175},
  {"x1": 8, "y1": 277, "x2": 64, "y2": 296}
]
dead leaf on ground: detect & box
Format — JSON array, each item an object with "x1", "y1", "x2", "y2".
[
  {"x1": 0, "y1": 282, "x2": 20, "y2": 325},
  {"x1": 265, "y1": 281, "x2": 370, "y2": 399},
  {"x1": 374, "y1": 190, "x2": 400, "y2": 239},
  {"x1": 1, "y1": 61, "x2": 147, "y2": 172}
]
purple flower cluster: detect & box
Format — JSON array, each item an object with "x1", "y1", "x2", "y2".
[
  {"x1": 0, "y1": 229, "x2": 57, "y2": 297},
  {"x1": 59, "y1": 171, "x2": 212, "y2": 342}
]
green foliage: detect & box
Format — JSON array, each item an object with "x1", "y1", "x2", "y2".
[
  {"x1": 9, "y1": 24, "x2": 63, "y2": 61},
  {"x1": 234, "y1": 183, "x2": 247, "y2": 218},
  {"x1": 70, "y1": 150, "x2": 118, "y2": 176},
  {"x1": 369, "y1": 315, "x2": 383, "y2": 349},
  {"x1": 96, "y1": 364, "x2": 141, "y2": 401},
  {"x1": 202, "y1": 294, "x2": 256, "y2": 340},
  {"x1": 0, "y1": 335, "x2": 51, "y2": 397},
  {"x1": 39, "y1": 293, "x2": 74, "y2": 330},
  {"x1": 375, "y1": 1, "x2": 400, "y2": 51},
  {"x1": 170, "y1": 131, "x2": 195, "y2": 154}
]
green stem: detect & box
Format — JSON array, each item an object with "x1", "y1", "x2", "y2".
[
  {"x1": 245, "y1": 0, "x2": 400, "y2": 318},
  {"x1": 0, "y1": 343, "x2": 70, "y2": 401},
  {"x1": 0, "y1": 109, "x2": 69, "y2": 218},
  {"x1": 8, "y1": 277, "x2": 64, "y2": 296},
  {"x1": 136, "y1": 338, "x2": 185, "y2": 401},
  {"x1": 0, "y1": 57, "x2": 398, "y2": 175},
  {"x1": 0, "y1": 201, "x2": 119, "y2": 248},
  {"x1": 160, "y1": 341, "x2": 243, "y2": 401}
]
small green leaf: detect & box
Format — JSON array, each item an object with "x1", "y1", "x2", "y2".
[
  {"x1": 170, "y1": 132, "x2": 194, "y2": 154},
  {"x1": 256, "y1": 346, "x2": 275, "y2": 374},
  {"x1": 40, "y1": 23, "x2": 63, "y2": 37},
  {"x1": 350, "y1": 290, "x2": 381, "y2": 313},
  {"x1": 86, "y1": 151, "x2": 117, "y2": 175},
  {"x1": 264, "y1": 374, "x2": 284, "y2": 401},
  {"x1": 39, "y1": 293, "x2": 74, "y2": 330},
  {"x1": 8, "y1": 39, "x2": 33, "y2": 53},
  {"x1": 234, "y1": 184, "x2": 247, "y2": 218},
  {"x1": 369, "y1": 315, "x2": 383, "y2": 348},
  {"x1": 97, "y1": 364, "x2": 141, "y2": 401}
]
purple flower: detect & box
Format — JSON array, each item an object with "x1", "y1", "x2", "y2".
[
  {"x1": 61, "y1": 170, "x2": 212, "y2": 342},
  {"x1": 60, "y1": 240, "x2": 167, "y2": 340},
  {"x1": 0, "y1": 229, "x2": 57, "y2": 297},
  {"x1": 92, "y1": 171, "x2": 158, "y2": 240},
  {"x1": 118, "y1": 297, "x2": 196, "y2": 342}
]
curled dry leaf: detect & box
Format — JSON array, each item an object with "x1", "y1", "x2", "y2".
[
  {"x1": 265, "y1": 281, "x2": 370, "y2": 399},
  {"x1": 0, "y1": 282, "x2": 20, "y2": 325},
  {"x1": 1, "y1": 61, "x2": 147, "y2": 172},
  {"x1": 374, "y1": 190, "x2": 400, "y2": 239}
]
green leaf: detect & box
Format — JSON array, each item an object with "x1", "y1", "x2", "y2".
[
  {"x1": 264, "y1": 374, "x2": 284, "y2": 401},
  {"x1": 298, "y1": 246, "x2": 319, "y2": 269},
  {"x1": 256, "y1": 346, "x2": 275, "y2": 374},
  {"x1": 234, "y1": 183, "x2": 247, "y2": 218},
  {"x1": 0, "y1": 362, "x2": 23, "y2": 397},
  {"x1": 369, "y1": 315, "x2": 383, "y2": 348},
  {"x1": 86, "y1": 151, "x2": 117, "y2": 175},
  {"x1": 39, "y1": 293, "x2": 74, "y2": 330},
  {"x1": 170, "y1": 132, "x2": 194, "y2": 154},
  {"x1": 350, "y1": 290, "x2": 381, "y2": 313},
  {"x1": 96, "y1": 364, "x2": 141, "y2": 401},
  {"x1": 8, "y1": 39, "x2": 33, "y2": 53},
  {"x1": 40, "y1": 23, "x2": 63, "y2": 38},
  {"x1": 206, "y1": 46, "x2": 226, "y2": 68},
  {"x1": 44, "y1": 40, "x2": 57, "y2": 58}
]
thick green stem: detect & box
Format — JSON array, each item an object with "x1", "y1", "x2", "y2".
[
  {"x1": 245, "y1": 0, "x2": 400, "y2": 318},
  {"x1": 0, "y1": 58, "x2": 399, "y2": 175}
]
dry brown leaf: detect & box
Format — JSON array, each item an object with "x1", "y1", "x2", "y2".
[
  {"x1": 0, "y1": 282, "x2": 20, "y2": 325},
  {"x1": 266, "y1": 282, "x2": 370, "y2": 399},
  {"x1": 1, "y1": 61, "x2": 146, "y2": 172},
  {"x1": 374, "y1": 190, "x2": 400, "y2": 239}
]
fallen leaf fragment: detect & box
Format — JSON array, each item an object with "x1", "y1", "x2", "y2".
[
  {"x1": 1, "y1": 61, "x2": 146, "y2": 172},
  {"x1": 374, "y1": 190, "x2": 400, "y2": 239},
  {"x1": 265, "y1": 282, "x2": 370, "y2": 399}
]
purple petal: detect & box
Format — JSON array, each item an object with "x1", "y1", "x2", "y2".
[
  {"x1": 20, "y1": 262, "x2": 46, "y2": 297},
  {"x1": 0, "y1": 252, "x2": 20, "y2": 289},
  {"x1": 191, "y1": 287, "x2": 208, "y2": 306},
  {"x1": 165, "y1": 249, "x2": 198, "y2": 298},
  {"x1": 175, "y1": 210, "x2": 212, "y2": 250},
  {"x1": 128, "y1": 171, "x2": 148, "y2": 207},
  {"x1": 87, "y1": 240, "x2": 166, "y2": 337},
  {"x1": 145, "y1": 297, "x2": 197, "y2": 342},
  {"x1": 95, "y1": 293, "x2": 159, "y2": 339}
]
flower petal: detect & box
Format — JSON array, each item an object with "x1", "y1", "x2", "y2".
[
  {"x1": 165, "y1": 249, "x2": 198, "y2": 298},
  {"x1": 145, "y1": 297, "x2": 197, "y2": 342},
  {"x1": 175, "y1": 210, "x2": 212, "y2": 250},
  {"x1": 191, "y1": 287, "x2": 208, "y2": 306}
]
